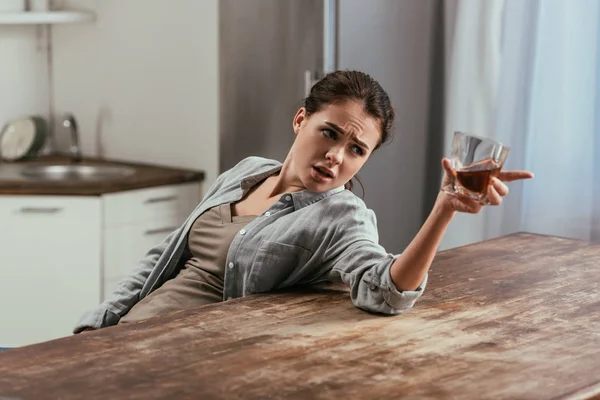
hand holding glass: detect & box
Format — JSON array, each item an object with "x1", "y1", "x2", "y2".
[{"x1": 442, "y1": 132, "x2": 510, "y2": 205}]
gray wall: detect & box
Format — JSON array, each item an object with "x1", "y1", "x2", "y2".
[{"x1": 338, "y1": 0, "x2": 437, "y2": 251}]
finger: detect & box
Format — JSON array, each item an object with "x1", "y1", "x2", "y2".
[
  {"x1": 498, "y1": 170, "x2": 534, "y2": 182},
  {"x1": 486, "y1": 185, "x2": 503, "y2": 206},
  {"x1": 492, "y1": 178, "x2": 509, "y2": 197},
  {"x1": 441, "y1": 158, "x2": 453, "y2": 174}
]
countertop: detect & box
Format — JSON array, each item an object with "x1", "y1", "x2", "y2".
[
  {"x1": 0, "y1": 156, "x2": 205, "y2": 196},
  {"x1": 1, "y1": 233, "x2": 599, "y2": 399}
]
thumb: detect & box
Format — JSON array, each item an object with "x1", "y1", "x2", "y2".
[{"x1": 442, "y1": 158, "x2": 453, "y2": 174}]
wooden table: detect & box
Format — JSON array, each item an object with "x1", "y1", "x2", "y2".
[{"x1": 1, "y1": 233, "x2": 600, "y2": 399}]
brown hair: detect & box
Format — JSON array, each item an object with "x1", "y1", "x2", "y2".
[{"x1": 303, "y1": 70, "x2": 395, "y2": 195}]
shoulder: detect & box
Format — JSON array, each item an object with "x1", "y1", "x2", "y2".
[
  {"x1": 231, "y1": 156, "x2": 281, "y2": 174},
  {"x1": 324, "y1": 189, "x2": 371, "y2": 213},
  {"x1": 219, "y1": 156, "x2": 281, "y2": 182},
  {"x1": 319, "y1": 189, "x2": 379, "y2": 232}
]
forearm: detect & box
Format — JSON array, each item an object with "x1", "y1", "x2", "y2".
[{"x1": 390, "y1": 193, "x2": 455, "y2": 291}]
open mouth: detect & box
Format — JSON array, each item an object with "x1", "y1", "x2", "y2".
[{"x1": 313, "y1": 166, "x2": 333, "y2": 179}]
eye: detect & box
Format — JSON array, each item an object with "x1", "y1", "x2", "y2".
[
  {"x1": 322, "y1": 128, "x2": 337, "y2": 140},
  {"x1": 351, "y1": 145, "x2": 365, "y2": 156}
]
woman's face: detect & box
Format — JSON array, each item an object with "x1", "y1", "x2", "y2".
[{"x1": 290, "y1": 100, "x2": 382, "y2": 193}]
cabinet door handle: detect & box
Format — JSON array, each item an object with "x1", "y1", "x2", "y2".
[
  {"x1": 19, "y1": 207, "x2": 63, "y2": 214},
  {"x1": 143, "y1": 195, "x2": 177, "y2": 204},
  {"x1": 144, "y1": 227, "x2": 177, "y2": 236}
]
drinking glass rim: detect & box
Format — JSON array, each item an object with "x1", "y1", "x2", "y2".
[{"x1": 454, "y1": 131, "x2": 511, "y2": 150}]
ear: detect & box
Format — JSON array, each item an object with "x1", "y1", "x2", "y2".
[{"x1": 292, "y1": 107, "x2": 307, "y2": 135}]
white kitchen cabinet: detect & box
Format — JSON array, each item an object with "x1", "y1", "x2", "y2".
[
  {"x1": 101, "y1": 183, "x2": 199, "y2": 299},
  {"x1": 0, "y1": 196, "x2": 101, "y2": 347},
  {"x1": 0, "y1": 181, "x2": 201, "y2": 347},
  {"x1": 103, "y1": 215, "x2": 183, "y2": 281},
  {"x1": 102, "y1": 183, "x2": 200, "y2": 228},
  {"x1": 102, "y1": 215, "x2": 184, "y2": 300}
]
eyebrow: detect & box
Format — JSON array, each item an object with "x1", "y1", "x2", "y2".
[{"x1": 324, "y1": 122, "x2": 371, "y2": 151}]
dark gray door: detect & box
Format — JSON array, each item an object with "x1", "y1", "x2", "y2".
[{"x1": 219, "y1": 0, "x2": 324, "y2": 171}]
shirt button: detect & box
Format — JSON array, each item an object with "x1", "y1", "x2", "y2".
[
  {"x1": 285, "y1": 195, "x2": 292, "y2": 202},
  {"x1": 228, "y1": 262, "x2": 234, "y2": 269},
  {"x1": 368, "y1": 283, "x2": 377, "y2": 290},
  {"x1": 239, "y1": 229, "x2": 246, "y2": 235},
  {"x1": 265, "y1": 211, "x2": 271, "y2": 216}
]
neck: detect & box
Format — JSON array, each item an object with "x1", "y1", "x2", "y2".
[{"x1": 268, "y1": 151, "x2": 305, "y2": 197}]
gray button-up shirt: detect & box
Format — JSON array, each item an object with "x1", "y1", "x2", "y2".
[{"x1": 74, "y1": 157, "x2": 427, "y2": 332}]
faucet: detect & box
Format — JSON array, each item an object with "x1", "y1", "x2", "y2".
[{"x1": 62, "y1": 113, "x2": 82, "y2": 163}]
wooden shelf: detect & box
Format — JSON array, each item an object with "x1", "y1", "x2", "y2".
[{"x1": 0, "y1": 11, "x2": 95, "y2": 25}]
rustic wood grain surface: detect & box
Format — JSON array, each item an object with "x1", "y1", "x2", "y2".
[
  {"x1": 1, "y1": 233, "x2": 599, "y2": 399},
  {"x1": 0, "y1": 156, "x2": 204, "y2": 195}
]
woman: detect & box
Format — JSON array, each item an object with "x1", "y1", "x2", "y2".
[{"x1": 75, "y1": 70, "x2": 533, "y2": 332}]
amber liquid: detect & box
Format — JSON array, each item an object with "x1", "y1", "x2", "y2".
[{"x1": 455, "y1": 159, "x2": 501, "y2": 195}]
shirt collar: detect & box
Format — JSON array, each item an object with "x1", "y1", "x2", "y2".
[{"x1": 240, "y1": 164, "x2": 346, "y2": 210}]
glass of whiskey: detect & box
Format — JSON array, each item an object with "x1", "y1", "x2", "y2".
[{"x1": 442, "y1": 131, "x2": 510, "y2": 204}]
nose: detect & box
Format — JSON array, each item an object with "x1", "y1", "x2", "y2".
[{"x1": 326, "y1": 145, "x2": 344, "y2": 165}]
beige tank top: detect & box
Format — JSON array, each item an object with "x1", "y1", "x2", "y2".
[{"x1": 120, "y1": 203, "x2": 256, "y2": 323}]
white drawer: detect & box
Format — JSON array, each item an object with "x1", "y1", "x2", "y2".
[
  {"x1": 102, "y1": 214, "x2": 185, "y2": 281},
  {"x1": 0, "y1": 195, "x2": 100, "y2": 221},
  {"x1": 102, "y1": 182, "x2": 200, "y2": 228}
]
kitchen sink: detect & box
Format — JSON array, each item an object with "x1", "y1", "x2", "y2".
[{"x1": 21, "y1": 164, "x2": 136, "y2": 181}]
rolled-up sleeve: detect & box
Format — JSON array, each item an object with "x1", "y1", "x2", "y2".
[
  {"x1": 380, "y1": 258, "x2": 427, "y2": 312},
  {"x1": 324, "y1": 205, "x2": 427, "y2": 315}
]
